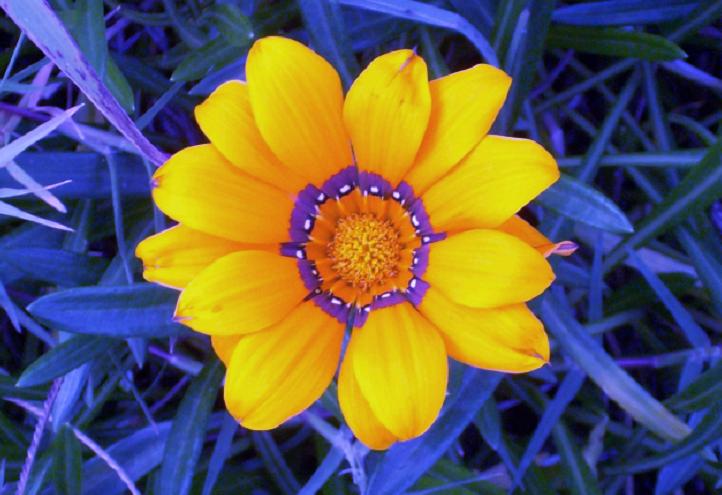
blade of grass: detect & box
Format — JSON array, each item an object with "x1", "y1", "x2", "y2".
[
  {"x1": 626, "y1": 249, "x2": 709, "y2": 348},
  {"x1": 557, "y1": 149, "x2": 704, "y2": 169},
  {"x1": 0, "y1": 105, "x2": 81, "y2": 166},
  {"x1": 251, "y1": 432, "x2": 301, "y2": 495},
  {"x1": 201, "y1": 414, "x2": 237, "y2": 495},
  {"x1": 297, "y1": 444, "x2": 345, "y2": 495},
  {"x1": 0, "y1": 0, "x2": 166, "y2": 165},
  {"x1": 537, "y1": 174, "x2": 634, "y2": 234},
  {"x1": 495, "y1": 0, "x2": 555, "y2": 132},
  {"x1": 547, "y1": 26, "x2": 686, "y2": 61},
  {"x1": 512, "y1": 369, "x2": 586, "y2": 489},
  {"x1": 552, "y1": 0, "x2": 698, "y2": 26},
  {"x1": 159, "y1": 360, "x2": 223, "y2": 495},
  {"x1": 51, "y1": 425, "x2": 82, "y2": 495},
  {"x1": 27, "y1": 284, "x2": 185, "y2": 338},
  {"x1": 17, "y1": 336, "x2": 116, "y2": 387},
  {"x1": 541, "y1": 289, "x2": 690, "y2": 441},
  {"x1": 553, "y1": 421, "x2": 603, "y2": 495},
  {"x1": 605, "y1": 137, "x2": 722, "y2": 269},
  {"x1": 4, "y1": 161, "x2": 66, "y2": 213},
  {"x1": 548, "y1": 71, "x2": 639, "y2": 239},
  {"x1": 607, "y1": 401, "x2": 722, "y2": 474},
  {"x1": 0, "y1": 201, "x2": 72, "y2": 231},
  {"x1": 337, "y1": 0, "x2": 498, "y2": 66},
  {"x1": 298, "y1": 0, "x2": 359, "y2": 89}
]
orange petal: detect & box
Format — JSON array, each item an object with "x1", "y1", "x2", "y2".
[
  {"x1": 175, "y1": 250, "x2": 307, "y2": 336},
  {"x1": 344, "y1": 50, "x2": 431, "y2": 186},
  {"x1": 425, "y1": 229, "x2": 555, "y2": 308},
  {"x1": 350, "y1": 303, "x2": 447, "y2": 440},
  {"x1": 211, "y1": 334, "x2": 240, "y2": 367},
  {"x1": 420, "y1": 287, "x2": 549, "y2": 372},
  {"x1": 338, "y1": 346, "x2": 397, "y2": 450},
  {"x1": 423, "y1": 136, "x2": 559, "y2": 232},
  {"x1": 246, "y1": 36, "x2": 352, "y2": 185},
  {"x1": 405, "y1": 65, "x2": 511, "y2": 194},
  {"x1": 194, "y1": 80, "x2": 306, "y2": 192},
  {"x1": 135, "y1": 224, "x2": 251, "y2": 289},
  {"x1": 152, "y1": 145, "x2": 293, "y2": 243},
  {"x1": 498, "y1": 216, "x2": 578, "y2": 258},
  {"x1": 224, "y1": 303, "x2": 343, "y2": 429}
]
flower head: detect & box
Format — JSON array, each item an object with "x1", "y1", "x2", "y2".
[{"x1": 137, "y1": 36, "x2": 572, "y2": 449}]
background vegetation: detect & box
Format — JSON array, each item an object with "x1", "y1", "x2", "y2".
[{"x1": 0, "y1": 0, "x2": 721, "y2": 494}]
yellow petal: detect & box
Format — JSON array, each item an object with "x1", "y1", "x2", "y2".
[
  {"x1": 344, "y1": 50, "x2": 431, "y2": 186},
  {"x1": 135, "y1": 225, "x2": 251, "y2": 289},
  {"x1": 405, "y1": 65, "x2": 511, "y2": 194},
  {"x1": 152, "y1": 144, "x2": 293, "y2": 243},
  {"x1": 211, "y1": 334, "x2": 240, "y2": 367},
  {"x1": 426, "y1": 229, "x2": 555, "y2": 308},
  {"x1": 423, "y1": 136, "x2": 559, "y2": 232},
  {"x1": 176, "y1": 250, "x2": 307, "y2": 336},
  {"x1": 246, "y1": 36, "x2": 352, "y2": 185},
  {"x1": 498, "y1": 216, "x2": 578, "y2": 258},
  {"x1": 224, "y1": 303, "x2": 343, "y2": 430},
  {"x1": 419, "y1": 287, "x2": 549, "y2": 372},
  {"x1": 350, "y1": 303, "x2": 447, "y2": 441},
  {"x1": 338, "y1": 343, "x2": 397, "y2": 450},
  {"x1": 194, "y1": 80, "x2": 306, "y2": 192}
]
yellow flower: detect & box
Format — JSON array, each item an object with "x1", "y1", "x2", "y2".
[{"x1": 136, "y1": 36, "x2": 572, "y2": 450}]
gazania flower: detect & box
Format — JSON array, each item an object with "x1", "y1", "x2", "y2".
[{"x1": 137, "y1": 36, "x2": 572, "y2": 449}]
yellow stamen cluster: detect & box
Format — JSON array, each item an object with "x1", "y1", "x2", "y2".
[{"x1": 327, "y1": 212, "x2": 402, "y2": 291}]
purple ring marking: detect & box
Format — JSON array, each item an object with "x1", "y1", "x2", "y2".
[{"x1": 284, "y1": 169, "x2": 444, "y2": 326}]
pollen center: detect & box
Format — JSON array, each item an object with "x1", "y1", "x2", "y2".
[{"x1": 327, "y1": 213, "x2": 401, "y2": 290}]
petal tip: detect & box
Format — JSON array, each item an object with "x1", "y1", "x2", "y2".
[{"x1": 551, "y1": 241, "x2": 578, "y2": 257}]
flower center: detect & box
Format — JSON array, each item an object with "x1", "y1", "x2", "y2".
[
  {"x1": 327, "y1": 213, "x2": 401, "y2": 291},
  {"x1": 282, "y1": 167, "x2": 445, "y2": 327}
]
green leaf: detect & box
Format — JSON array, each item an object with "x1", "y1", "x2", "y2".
[
  {"x1": 9, "y1": 152, "x2": 149, "y2": 199},
  {"x1": 297, "y1": 444, "x2": 345, "y2": 495},
  {"x1": 605, "y1": 137, "x2": 722, "y2": 268},
  {"x1": 80, "y1": 422, "x2": 171, "y2": 495},
  {"x1": 159, "y1": 360, "x2": 223, "y2": 495},
  {"x1": 51, "y1": 426, "x2": 82, "y2": 495},
  {"x1": 201, "y1": 4, "x2": 254, "y2": 47},
  {"x1": 627, "y1": 250, "x2": 709, "y2": 348},
  {"x1": 541, "y1": 289, "x2": 690, "y2": 442},
  {"x1": 0, "y1": 0, "x2": 165, "y2": 165},
  {"x1": 666, "y1": 361, "x2": 722, "y2": 412},
  {"x1": 537, "y1": 174, "x2": 634, "y2": 233},
  {"x1": 608, "y1": 401, "x2": 722, "y2": 474},
  {"x1": 655, "y1": 453, "x2": 706, "y2": 495},
  {"x1": 298, "y1": 0, "x2": 360, "y2": 88},
  {"x1": 27, "y1": 283, "x2": 185, "y2": 338},
  {"x1": 0, "y1": 375, "x2": 48, "y2": 400},
  {"x1": 0, "y1": 105, "x2": 82, "y2": 166},
  {"x1": 553, "y1": 422, "x2": 603, "y2": 495},
  {"x1": 0, "y1": 248, "x2": 106, "y2": 286},
  {"x1": 552, "y1": 0, "x2": 698, "y2": 26},
  {"x1": 252, "y1": 431, "x2": 301, "y2": 495},
  {"x1": 513, "y1": 370, "x2": 586, "y2": 488},
  {"x1": 495, "y1": 0, "x2": 555, "y2": 131},
  {"x1": 64, "y1": 0, "x2": 135, "y2": 112},
  {"x1": 17, "y1": 336, "x2": 116, "y2": 388},
  {"x1": 547, "y1": 26, "x2": 687, "y2": 61},
  {"x1": 557, "y1": 149, "x2": 705, "y2": 169},
  {"x1": 171, "y1": 38, "x2": 240, "y2": 82},
  {"x1": 201, "y1": 414, "x2": 238, "y2": 495},
  {"x1": 338, "y1": 0, "x2": 498, "y2": 66}
]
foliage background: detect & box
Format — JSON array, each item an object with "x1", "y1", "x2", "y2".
[{"x1": 0, "y1": 0, "x2": 721, "y2": 494}]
